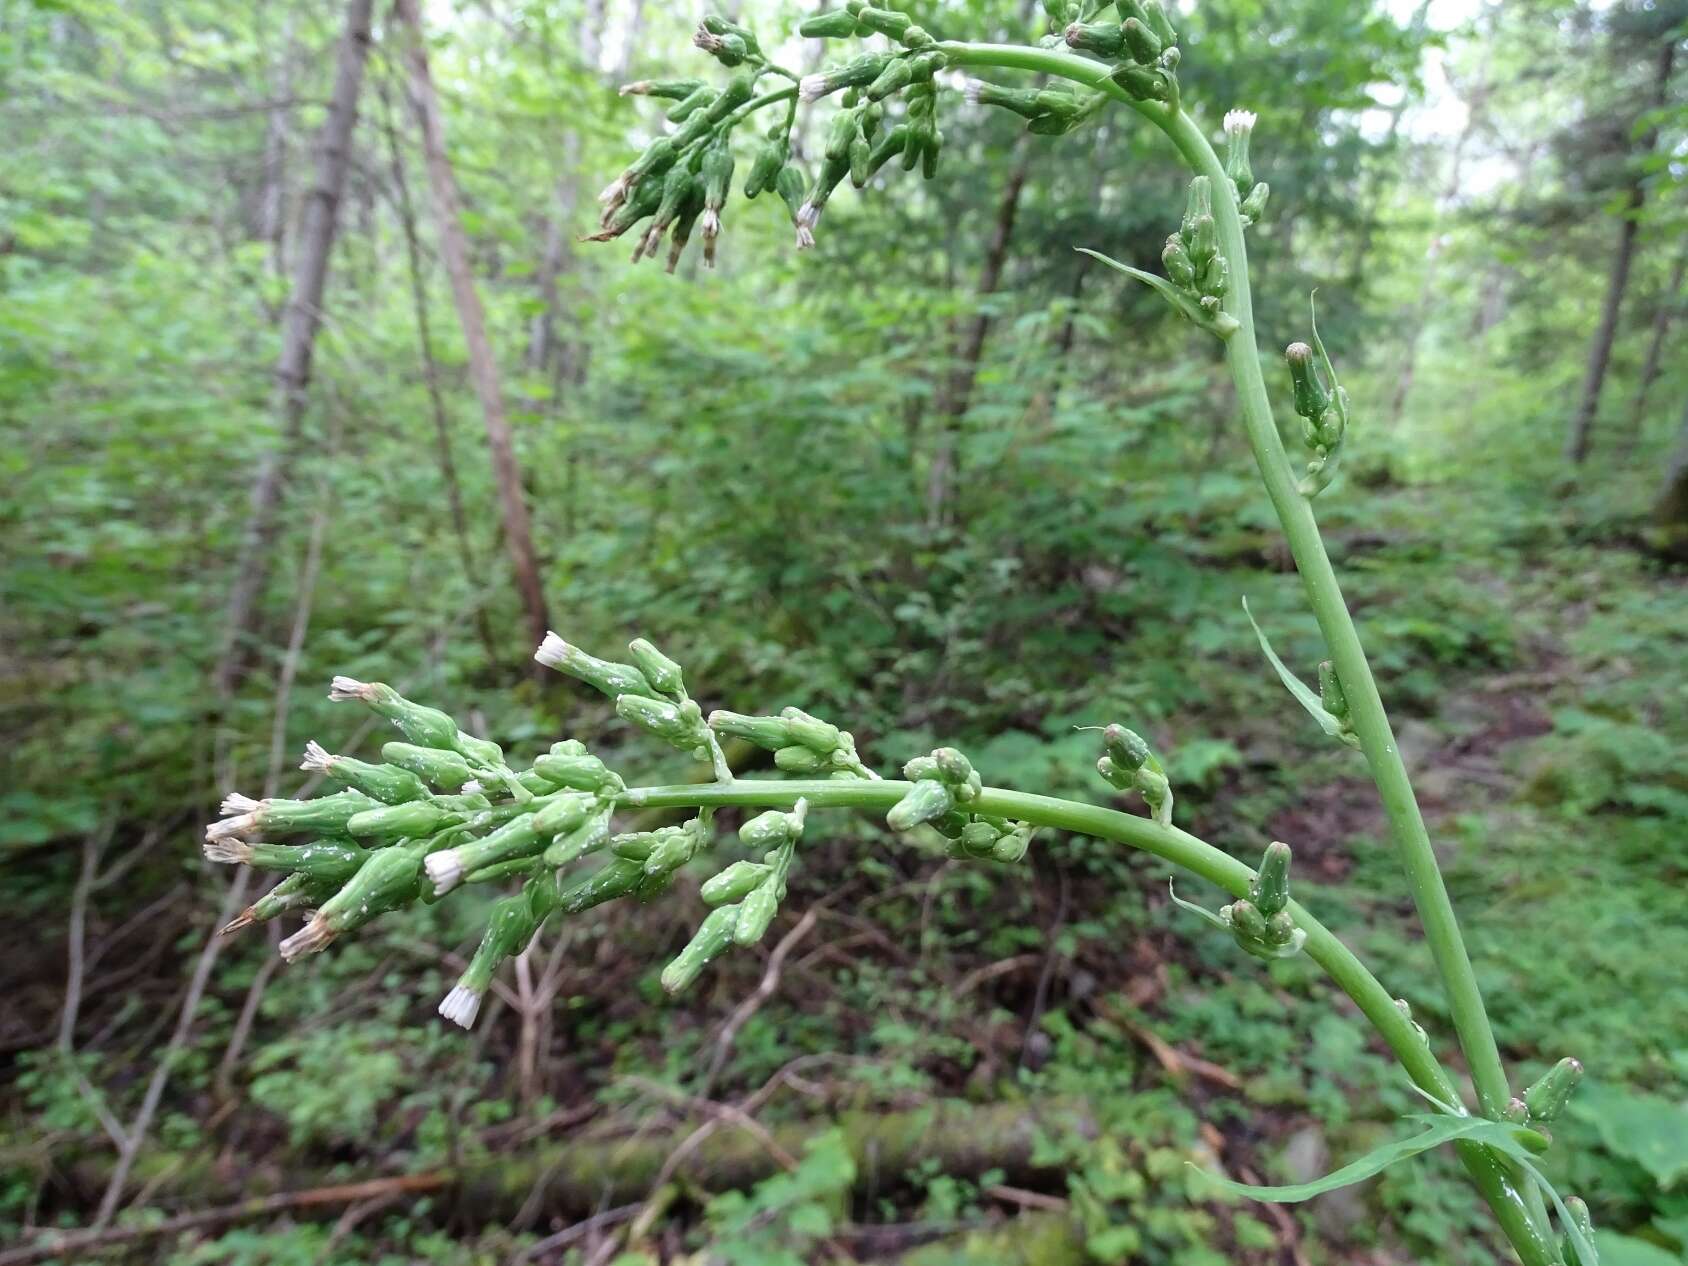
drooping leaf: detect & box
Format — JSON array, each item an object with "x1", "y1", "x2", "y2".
[
  {"x1": 1243, "y1": 598, "x2": 1361, "y2": 749},
  {"x1": 1074, "y1": 247, "x2": 1240, "y2": 338}
]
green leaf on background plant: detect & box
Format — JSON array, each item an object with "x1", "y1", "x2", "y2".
[{"x1": 1573, "y1": 1087, "x2": 1688, "y2": 1189}]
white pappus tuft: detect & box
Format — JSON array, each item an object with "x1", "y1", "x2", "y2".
[
  {"x1": 203, "y1": 839, "x2": 253, "y2": 865},
  {"x1": 220, "y1": 792, "x2": 262, "y2": 816},
  {"x1": 328, "y1": 675, "x2": 373, "y2": 703},
  {"x1": 794, "y1": 201, "x2": 820, "y2": 251},
  {"x1": 279, "y1": 915, "x2": 335, "y2": 962},
  {"x1": 461, "y1": 780, "x2": 485, "y2": 797},
  {"x1": 299, "y1": 740, "x2": 336, "y2": 773},
  {"x1": 963, "y1": 79, "x2": 985, "y2": 105},
  {"x1": 206, "y1": 813, "x2": 257, "y2": 843},
  {"x1": 1223, "y1": 109, "x2": 1257, "y2": 138},
  {"x1": 701, "y1": 209, "x2": 721, "y2": 239},
  {"x1": 424, "y1": 849, "x2": 465, "y2": 897},
  {"x1": 534, "y1": 631, "x2": 572, "y2": 671},
  {"x1": 798, "y1": 74, "x2": 829, "y2": 104},
  {"x1": 438, "y1": 985, "x2": 483, "y2": 1029}
]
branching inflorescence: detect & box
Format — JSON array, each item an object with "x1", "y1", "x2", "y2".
[{"x1": 209, "y1": 4, "x2": 1597, "y2": 1264}]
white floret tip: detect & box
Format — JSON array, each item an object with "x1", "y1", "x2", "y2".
[
  {"x1": 799, "y1": 74, "x2": 829, "y2": 104},
  {"x1": 279, "y1": 915, "x2": 335, "y2": 961},
  {"x1": 328, "y1": 675, "x2": 372, "y2": 702},
  {"x1": 963, "y1": 79, "x2": 984, "y2": 104},
  {"x1": 203, "y1": 839, "x2": 252, "y2": 865},
  {"x1": 1223, "y1": 109, "x2": 1257, "y2": 137},
  {"x1": 534, "y1": 632, "x2": 571, "y2": 670},
  {"x1": 299, "y1": 740, "x2": 335, "y2": 773},
  {"x1": 206, "y1": 813, "x2": 257, "y2": 843},
  {"x1": 438, "y1": 985, "x2": 483, "y2": 1029},
  {"x1": 220, "y1": 792, "x2": 262, "y2": 816},
  {"x1": 425, "y1": 849, "x2": 465, "y2": 897}
]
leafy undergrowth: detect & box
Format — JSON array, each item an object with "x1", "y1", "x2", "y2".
[{"x1": 4, "y1": 477, "x2": 1685, "y2": 1266}]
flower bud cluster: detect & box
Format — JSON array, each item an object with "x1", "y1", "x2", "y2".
[
  {"x1": 1161, "y1": 176, "x2": 1230, "y2": 328},
  {"x1": 708, "y1": 706, "x2": 872, "y2": 779},
  {"x1": 1059, "y1": 0, "x2": 1181, "y2": 106},
  {"x1": 964, "y1": 80, "x2": 1094, "y2": 136},
  {"x1": 1170, "y1": 842, "x2": 1306, "y2": 961},
  {"x1": 665, "y1": 801, "x2": 808, "y2": 993},
  {"x1": 883, "y1": 748, "x2": 1035, "y2": 864},
  {"x1": 1284, "y1": 307, "x2": 1352, "y2": 497},
  {"x1": 1094, "y1": 723, "x2": 1174, "y2": 826}
]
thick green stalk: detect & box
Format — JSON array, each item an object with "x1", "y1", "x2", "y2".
[{"x1": 933, "y1": 42, "x2": 1554, "y2": 1264}]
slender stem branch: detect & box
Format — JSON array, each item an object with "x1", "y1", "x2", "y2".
[{"x1": 624, "y1": 778, "x2": 1454, "y2": 1101}]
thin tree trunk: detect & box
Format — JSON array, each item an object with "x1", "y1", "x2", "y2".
[
  {"x1": 1652, "y1": 395, "x2": 1688, "y2": 561},
  {"x1": 1565, "y1": 39, "x2": 1675, "y2": 465},
  {"x1": 394, "y1": 0, "x2": 550, "y2": 656},
  {"x1": 378, "y1": 77, "x2": 499, "y2": 664},
  {"x1": 925, "y1": 144, "x2": 1034, "y2": 527},
  {"x1": 214, "y1": 0, "x2": 374, "y2": 698},
  {"x1": 1626, "y1": 236, "x2": 1687, "y2": 435}
]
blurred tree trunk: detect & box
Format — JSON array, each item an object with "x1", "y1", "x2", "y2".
[
  {"x1": 1625, "y1": 235, "x2": 1687, "y2": 435},
  {"x1": 214, "y1": 0, "x2": 373, "y2": 697},
  {"x1": 925, "y1": 143, "x2": 1034, "y2": 528},
  {"x1": 394, "y1": 0, "x2": 551, "y2": 659},
  {"x1": 1652, "y1": 396, "x2": 1688, "y2": 561},
  {"x1": 378, "y1": 78, "x2": 499, "y2": 664},
  {"x1": 1565, "y1": 38, "x2": 1675, "y2": 465}
]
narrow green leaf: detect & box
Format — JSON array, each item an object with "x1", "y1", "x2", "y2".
[
  {"x1": 1074, "y1": 247, "x2": 1240, "y2": 338},
  {"x1": 1193, "y1": 1113, "x2": 1502, "y2": 1203},
  {"x1": 1167, "y1": 880, "x2": 1230, "y2": 932},
  {"x1": 1243, "y1": 598, "x2": 1361, "y2": 749}
]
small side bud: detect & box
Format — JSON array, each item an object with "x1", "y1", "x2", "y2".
[
  {"x1": 1523, "y1": 1057, "x2": 1584, "y2": 1123},
  {"x1": 1285, "y1": 342, "x2": 1330, "y2": 422}
]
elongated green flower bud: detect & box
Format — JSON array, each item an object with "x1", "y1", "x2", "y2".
[
  {"x1": 740, "y1": 803, "x2": 805, "y2": 848},
  {"x1": 858, "y1": 124, "x2": 907, "y2": 184},
  {"x1": 532, "y1": 792, "x2": 595, "y2": 836},
  {"x1": 586, "y1": 174, "x2": 665, "y2": 242},
  {"x1": 439, "y1": 888, "x2": 544, "y2": 1029},
  {"x1": 531, "y1": 751, "x2": 620, "y2": 793},
  {"x1": 1560, "y1": 1197, "x2": 1596, "y2": 1266},
  {"x1": 1163, "y1": 235, "x2": 1196, "y2": 288},
  {"x1": 221, "y1": 872, "x2": 337, "y2": 936},
  {"x1": 1064, "y1": 20, "x2": 1125, "y2": 58},
  {"x1": 853, "y1": 5, "x2": 911, "y2": 38},
  {"x1": 346, "y1": 800, "x2": 457, "y2": 839},
  {"x1": 1180, "y1": 175, "x2": 1212, "y2": 243},
  {"x1": 1122, "y1": 16, "x2": 1161, "y2": 62},
  {"x1": 1226, "y1": 898, "x2": 1268, "y2": 941},
  {"x1": 1285, "y1": 343, "x2": 1330, "y2": 421},
  {"x1": 619, "y1": 78, "x2": 705, "y2": 100},
  {"x1": 611, "y1": 831, "x2": 656, "y2": 861},
  {"x1": 991, "y1": 826, "x2": 1033, "y2": 864},
  {"x1": 1187, "y1": 213, "x2": 1217, "y2": 267},
  {"x1": 775, "y1": 165, "x2": 807, "y2": 221},
  {"x1": 280, "y1": 845, "x2": 424, "y2": 960},
  {"x1": 1317, "y1": 660, "x2": 1348, "y2": 719},
  {"x1": 203, "y1": 836, "x2": 372, "y2": 885},
  {"x1": 744, "y1": 129, "x2": 789, "y2": 199},
  {"x1": 782, "y1": 707, "x2": 841, "y2": 753},
  {"x1": 799, "y1": 53, "x2": 891, "y2": 104},
  {"x1": 299, "y1": 741, "x2": 429, "y2": 805},
  {"x1": 800, "y1": 9, "x2": 861, "y2": 38},
  {"x1": 662, "y1": 906, "x2": 739, "y2": 994},
  {"x1": 1198, "y1": 251, "x2": 1229, "y2": 300},
  {"x1": 556, "y1": 857, "x2": 644, "y2": 914},
  {"x1": 636, "y1": 162, "x2": 702, "y2": 263},
  {"x1": 887, "y1": 778, "x2": 955, "y2": 830},
  {"x1": 209, "y1": 789, "x2": 379, "y2": 842},
  {"x1": 1523, "y1": 1057, "x2": 1583, "y2": 1122},
  {"x1": 734, "y1": 877, "x2": 783, "y2": 946},
  {"x1": 329, "y1": 677, "x2": 458, "y2": 749},
  {"x1": 616, "y1": 693, "x2": 709, "y2": 753},
  {"x1": 702, "y1": 861, "x2": 772, "y2": 906},
  {"x1": 775, "y1": 744, "x2": 828, "y2": 773},
  {"x1": 666, "y1": 85, "x2": 717, "y2": 123},
  {"x1": 542, "y1": 806, "x2": 611, "y2": 868},
  {"x1": 1249, "y1": 841, "x2": 1292, "y2": 916},
  {"x1": 1103, "y1": 724, "x2": 1150, "y2": 771},
  {"x1": 453, "y1": 729, "x2": 504, "y2": 768},
  {"x1": 1240, "y1": 181, "x2": 1270, "y2": 223},
  {"x1": 866, "y1": 56, "x2": 914, "y2": 102},
  {"x1": 709, "y1": 710, "x2": 792, "y2": 750},
  {"x1": 535, "y1": 632, "x2": 658, "y2": 698},
  {"x1": 693, "y1": 25, "x2": 749, "y2": 66},
  {"x1": 1223, "y1": 109, "x2": 1256, "y2": 197},
  {"x1": 382, "y1": 742, "x2": 476, "y2": 792},
  {"x1": 643, "y1": 824, "x2": 700, "y2": 877},
  {"x1": 826, "y1": 108, "x2": 861, "y2": 163},
  {"x1": 462, "y1": 856, "x2": 541, "y2": 885},
  {"x1": 964, "y1": 79, "x2": 1042, "y2": 119},
  {"x1": 1139, "y1": 0, "x2": 1177, "y2": 46},
  {"x1": 428, "y1": 816, "x2": 540, "y2": 898}
]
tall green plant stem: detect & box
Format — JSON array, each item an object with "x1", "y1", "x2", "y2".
[{"x1": 926, "y1": 41, "x2": 1550, "y2": 1265}]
